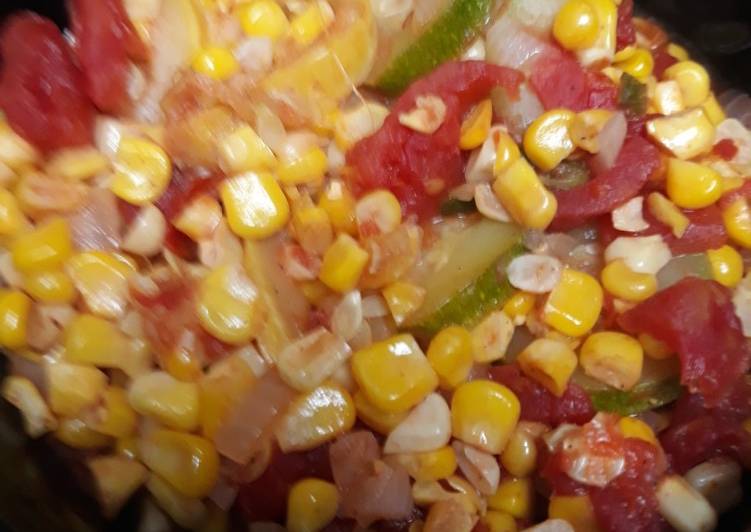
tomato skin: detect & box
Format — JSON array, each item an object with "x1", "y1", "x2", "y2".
[
  {"x1": 0, "y1": 13, "x2": 94, "y2": 152},
  {"x1": 615, "y1": 0, "x2": 636, "y2": 51}
]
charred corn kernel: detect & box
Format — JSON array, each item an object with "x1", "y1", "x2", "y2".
[
  {"x1": 139, "y1": 429, "x2": 219, "y2": 498},
  {"x1": 426, "y1": 326, "x2": 474, "y2": 389},
  {"x1": 517, "y1": 338, "x2": 578, "y2": 397},
  {"x1": 219, "y1": 124, "x2": 277, "y2": 173},
  {"x1": 221, "y1": 171, "x2": 290, "y2": 239},
  {"x1": 129, "y1": 371, "x2": 200, "y2": 431},
  {"x1": 292, "y1": 204, "x2": 333, "y2": 255},
  {"x1": 493, "y1": 158, "x2": 557, "y2": 229},
  {"x1": 488, "y1": 477, "x2": 533, "y2": 519},
  {"x1": 355, "y1": 189, "x2": 402, "y2": 235},
  {"x1": 278, "y1": 147, "x2": 328, "y2": 185},
  {"x1": 493, "y1": 131, "x2": 522, "y2": 176},
  {"x1": 276, "y1": 384, "x2": 355, "y2": 452},
  {"x1": 66, "y1": 252, "x2": 135, "y2": 319},
  {"x1": 45, "y1": 147, "x2": 109, "y2": 181},
  {"x1": 393, "y1": 446, "x2": 457, "y2": 482},
  {"x1": 352, "y1": 334, "x2": 438, "y2": 414},
  {"x1": 289, "y1": 0, "x2": 334, "y2": 46},
  {"x1": 707, "y1": 245, "x2": 743, "y2": 287},
  {"x1": 702, "y1": 93, "x2": 725, "y2": 126},
  {"x1": 523, "y1": 109, "x2": 576, "y2": 172},
  {"x1": 647, "y1": 108, "x2": 715, "y2": 160},
  {"x1": 23, "y1": 269, "x2": 75, "y2": 303},
  {"x1": 616, "y1": 48, "x2": 654, "y2": 80},
  {"x1": 1, "y1": 376, "x2": 56, "y2": 438},
  {"x1": 553, "y1": 0, "x2": 599, "y2": 51},
  {"x1": 667, "y1": 43, "x2": 689, "y2": 61},
  {"x1": 11, "y1": 218, "x2": 71, "y2": 273},
  {"x1": 580, "y1": 331, "x2": 643, "y2": 390},
  {"x1": 638, "y1": 333, "x2": 672, "y2": 360},
  {"x1": 653, "y1": 81, "x2": 685, "y2": 116},
  {"x1": 382, "y1": 281, "x2": 425, "y2": 325},
  {"x1": 601, "y1": 260, "x2": 657, "y2": 302},
  {"x1": 460, "y1": 99, "x2": 493, "y2": 150},
  {"x1": 482, "y1": 511, "x2": 517, "y2": 532},
  {"x1": 287, "y1": 478, "x2": 338, "y2": 532},
  {"x1": 664, "y1": 61, "x2": 710, "y2": 108},
  {"x1": 353, "y1": 390, "x2": 408, "y2": 434},
  {"x1": 503, "y1": 291, "x2": 535, "y2": 322},
  {"x1": 47, "y1": 361, "x2": 107, "y2": 417},
  {"x1": 333, "y1": 102, "x2": 390, "y2": 149},
  {"x1": 723, "y1": 198, "x2": 751, "y2": 248},
  {"x1": 55, "y1": 417, "x2": 113, "y2": 449},
  {"x1": 543, "y1": 269, "x2": 603, "y2": 337},
  {"x1": 618, "y1": 417, "x2": 658, "y2": 445},
  {"x1": 549, "y1": 495, "x2": 600, "y2": 532},
  {"x1": 192, "y1": 47, "x2": 239, "y2": 80},
  {"x1": 0, "y1": 189, "x2": 27, "y2": 236},
  {"x1": 64, "y1": 313, "x2": 127, "y2": 367},
  {"x1": 112, "y1": 138, "x2": 171, "y2": 205},
  {"x1": 0, "y1": 290, "x2": 30, "y2": 348},
  {"x1": 89, "y1": 387, "x2": 138, "y2": 438},
  {"x1": 646, "y1": 192, "x2": 690, "y2": 238},
  {"x1": 318, "y1": 234, "x2": 369, "y2": 293},
  {"x1": 451, "y1": 380, "x2": 520, "y2": 454},
  {"x1": 318, "y1": 180, "x2": 357, "y2": 235},
  {"x1": 501, "y1": 428, "x2": 537, "y2": 478},
  {"x1": 236, "y1": 0, "x2": 289, "y2": 40},
  {"x1": 666, "y1": 158, "x2": 722, "y2": 209},
  {"x1": 116, "y1": 437, "x2": 139, "y2": 459},
  {"x1": 571, "y1": 109, "x2": 614, "y2": 153}
]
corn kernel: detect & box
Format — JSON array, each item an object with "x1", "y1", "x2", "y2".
[
  {"x1": 287, "y1": 478, "x2": 339, "y2": 532},
  {"x1": 517, "y1": 338, "x2": 578, "y2": 397},
  {"x1": 664, "y1": 60, "x2": 710, "y2": 108},
  {"x1": 493, "y1": 131, "x2": 522, "y2": 176},
  {"x1": 571, "y1": 109, "x2": 614, "y2": 154},
  {"x1": 55, "y1": 417, "x2": 113, "y2": 449},
  {"x1": 543, "y1": 269, "x2": 603, "y2": 337},
  {"x1": 616, "y1": 48, "x2": 654, "y2": 80},
  {"x1": 352, "y1": 333, "x2": 438, "y2": 414},
  {"x1": 523, "y1": 109, "x2": 576, "y2": 172},
  {"x1": 221, "y1": 171, "x2": 290, "y2": 239},
  {"x1": 88, "y1": 387, "x2": 138, "y2": 438},
  {"x1": 500, "y1": 427, "x2": 538, "y2": 478},
  {"x1": 289, "y1": 0, "x2": 334, "y2": 46},
  {"x1": 111, "y1": 138, "x2": 172, "y2": 205},
  {"x1": 45, "y1": 147, "x2": 109, "y2": 181},
  {"x1": 493, "y1": 158, "x2": 557, "y2": 229},
  {"x1": 666, "y1": 158, "x2": 722, "y2": 209},
  {"x1": 116, "y1": 436, "x2": 139, "y2": 460},
  {"x1": 219, "y1": 124, "x2": 277, "y2": 173},
  {"x1": 482, "y1": 511, "x2": 517, "y2": 532},
  {"x1": 392, "y1": 446, "x2": 458, "y2": 482},
  {"x1": 192, "y1": 47, "x2": 239, "y2": 80},
  {"x1": 460, "y1": 99, "x2": 493, "y2": 150},
  {"x1": 426, "y1": 326, "x2": 473, "y2": 389},
  {"x1": 0, "y1": 290, "x2": 30, "y2": 348},
  {"x1": 647, "y1": 108, "x2": 715, "y2": 160},
  {"x1": 353, "y1": 390, "x2": 408, "y2": 434},
  {"x1": 129, "y1": 371, "x2": 200, "y2": 431},
  {"x1": 471, "y1": 310, "x2": 514, "y2": 363},
  {"x1": 318, "y1": 233, "x2": 369, "y2": 293},
  {"x1": 236, "y1": 0, "x2": 289, "y2": 40},
  {"x1": 549, "y1": 495, "x2": 600, "y2": 532},
  {"x1": 64, "y1": 313, "x2": 128, "y2": 367},
  {"x1": 0, "y1": 189, "x2": 28, "y2": 236},
  {"x1": 23, "y1": 269, "x2": 75, "y2": 303},
  {"x1": 11, "y1": 218, "x2": 71, "y2": 273},
  {"x1": 47, "y1": 361, "x2": 107, "y2": 417},
  {"x1": 0, "y1": 120, "x2": 38, "y2": 170},
  {"x1": 292, "y1": 204, "x2": 334, "y2": 255},
  {"x1": 139, "y1": 429, "x2": 219, "y2": 498},
  {"x1": 1, "y1": 376, "x2": 56, "y2": 437},
  {"x1": 300, "y1": 280, "x2": 331, "y2": 305},
  {"x1": 667, "y1": 43, "x2": 689, "y2": 62},
  {"x1": 503, "y1": 291, "x2": 536, "y2": 323},
  {"x1": 278, "y1": 147, "x2": 328, "y2": 185},
  {"x1": 318, "y1": 179, "x2": 357, "y2": 235},
  {"x1": 723, "y1": 198, "x2": 751, "y2": 249},
  {"x1": 451, "y1": 380, "x2": 520, "y2": 454},
  {"x1": 580, "y1": 331, "x2": 643, "y2": 390},
  {"x1": 702, "y1": 93, "x2": 726, "y2": 126},
  {"x1": 653, "y1": 81, "x2": 685, "y2": 116},
  {"x1": 638, "y1": 333, "x2": 673, "y2": 360},
  {"x1": 553, "y1": 0, "x2": 599, "y2": 51},
  {"x1": 646, "y1": 192, "x2": 690, "y2": 238},
  {"x1": 66, "y1": 252, "x2": 135, "y2": 319},
  {"x1": 333, "y1": 101, "x2": 390, "y2": 150},
  {"x1": 601, "y1": 259, "x2": 658, "y2": 302},
  {"x1": 382, "y1": 281, "x2": 425, "y2": 325},
  {"x1": 355, "y1": 189, "x2": 402, "y2": 236},
  {"x1": 707, "y1": 245, "x2": 744, "y2": 287},
  {"x1": 618, "y1": 417, "x2": 658, "y2": 445},
  {"x1": 488, "y1": 477, "x2": 533, "y2": 519}
]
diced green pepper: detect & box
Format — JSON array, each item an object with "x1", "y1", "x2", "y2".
[
  {"x1": 618, "y1": 73, "x2": 648, "y2": 116},
  {"x1": 589, "y1": 378, "x2": 683, "y2": 416},
  {"x1": 440, "y1": 198, "x2": 477, "y2": 216},
  {"x1": 541, "y1": 160, "x2": 591, "y2": 191}
]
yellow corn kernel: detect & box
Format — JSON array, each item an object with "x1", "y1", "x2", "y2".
[
  {"x1": 292, "y1": 204, "x2": 334, "y2": 255},
  {"x1": 275, "y1": 384, "x2": 355, "y2": 452},
  {"x1": 289, "y1": 0, "x2": 334, "y2": 46},
  {"x1": 352, "y1": 333, "x2": 438, "y2": 414},
  {"x1": 553, "y1": 0, "x2": 599, "y2": 51},
  {"x1": 221, "y1": 171, "x2": 290, "y2": 239},
  {"x1": 116, "y1": 436, "x2": 139, "y2": 459},
  {"x1": 451, "y1": 380, "x2": 519, "y2": 454},
  {"x1": 64, "y1": 313, "x2": 127, "y2": 367},
  {"x1": 666, "y1": 158, "x2": 722, "y2": 209},
  {"x1": 278, "y1": 147, "x2": 328, "y2": 185},
  {"x1": 426, "y1": 326, "x2": 474, "y2": 389},
  {"x1": 47, "y1": 361, "x2": 107, "y2": 417},
  {"x1": 571, "y1": 109, "x2": 614, "y2": 154},
  {"x1": 0, "y1": 290, "x2": 30, "y2": 348},
  {"x1": 543, "y1": 269, "x2": 603, "y2": 337},
  {"x1": 318, "y1": 233, "x2": 369, "y2": 293},
  {"x1": 318, "y1": 179, "x2": 357, "y2": 235},
  {"x1": 460, "y1": 99, "x2": 493, "y2": 150},
  {"x1": 707, "y1": 245, "x2": 744, "y2": 287},
  {"x1": 616, "y1": 48, "x2": 654, "y2": 80},
  {"x1": 523, "y1": 109, "x2": 576, "y2": 172},
  {"x1": 197, "y1": 263, "x2": 261, "y2": 345},
  {"x1": 503, "y1": 291, "x2": 536, "y2": 322},
  {"x1": 139, "y1": 429, "x2": 219, "y2": 498},
  {"x1": 646, "y1": 108, "x2": 715, "y2": 160},
  {"x1": 392, "y1": 446, "x2": 457, "y2": 482},
  {"x1": 702, "y1": 93, "x2": 726, "y2": 126},
  {"x1": 653, "y1": 81, "x2": 685, "y2": 116},
  {"x1": 353, "y1": 390, "x2": 408, "y2": 434},
  {"x1": 549, "y1": 495, "x2": 600, "y2": 532},
  {"x1": 88, "y1": 387, "x2": 138, "y2": 438},
  {"x1": 579, "y1": 331, "x2": 644, "y2": 390},
  {"x1": 23, "y1": 269, "x2": 75, "y2": 303},
  {"x1": 646, "y1": 192, "x2": 690, "y2": 238},
  {"x1": 0, "y1": 120, "x2": 39, "y2": 170},
  {"x1": 664, "y1": 60, "x2": 710, "y2": 108},
  {"x1": 600, "y1": 66, "x2": 623, "y2": 84},
  {"x1": 45, "y1": 147, "x2": 109, "y2": 181},
  {"x1": 55, "y1": 417, "x2": 113, "y2": 449},
  {"x1": 299, "y1": 280, "x2": 331, "y2": 305},
  {"x1": 493, "y1": 131, "x2": 522, "y2": 176},
  {"x1": 66, "y1": 252, "x2": 135, "y2": 319},
  {"x1": 11, "y1": 218, "x2": 71, "y2": 273},
  {"x1": 129, "y1": 371, "x2": 200, "y2": 431},
  {"x1": 667, "y1": 43, "x2": 689, "y2": 62},
  {"x1": 236, "y1": 0, "x2": 289, "y2": 40},
  {"x1": 723, "y1": 198, "x2": 751, "y2": 248},
  {"x1": 500, "y1": 427, "x2": 538, "y2": 478},
  {"x1": 355, "y1": 189, "x2": 402, "y2": 235},
  {"x1": 382, "y1": 281, "x2": 426, "y2": 325},
  {"x1": 192, "y1": 47, "x2": 239, "y2": 80},
  {"x1": 488, "y1": 477, "x2": 533, "y2": 519},
  {"x1": 0, "y1": 189, "x2": 28, "y2": 236},
  {"x1": 287, "y1": 478, "x2": 339, "y2": 532},
  {"x1": 219, "y1": 124, "x2": 277, "y2": 173},
  {"x1": 111, "y1": 138, "x2": 172, "y2": 205},
  {"x1": 618, "y1": 417, "x2": 658, "y2": 446},
  {"x1": 601, "y1": 259, "x2": 658, "y2": 302},
  {"x1": 493, "y1": 158, "x2": 558, "y2": 229},
  {"x1": 638, "y1": 333, "x2": 673, "y2": 360},
  {"x1": 145, "y1": 474, "x2": 207, "y2": 529},
  {"x1": 482, "y1": 511, "x2": 517, "y2": 532},
  {"x1": 517, "y1": 338, "x2": 578, "y2": 397}
]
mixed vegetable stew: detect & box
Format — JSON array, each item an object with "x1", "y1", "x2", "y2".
[{"x1": 0, "y1": 0, "x2": 750, "y2": 530}]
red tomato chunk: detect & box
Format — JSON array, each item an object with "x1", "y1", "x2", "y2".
[{"x1": 615, "y1": 0, "x2": 637, "y2": 51}]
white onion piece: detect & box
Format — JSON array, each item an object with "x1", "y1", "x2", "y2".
[
  {"x1": 487, "y1": 16, "x2": 551, "y2": 70},
  {"x1": 362, "y1": 294, "x2": 390, "y2": 318},
  {"x1": 452, "y1": 441, "x2": 500, "y2": 495},
  {"x1": 94, "y1": 117, "x2": 128, "y2": 158},
  {"x1": 715, "y1": 118, "x2": 751, "y2": 173},
  {"x1": 657, "y1": 253, "x2": 711, "y2": 290},
  {"x1": 278, "y1": 131, "x2": 320, "y2": 162},
  {"x1": 461, "y1": 38, "x2": 486, "y2": 61},
  {"x1": 507, "y1": 0, "x2": 567, "y2": 35},
  {"x1": 592, "y1": 112, "x2": 627, "y2": 173},
  {"x1": 507, "y1": 254, "x2": 563, "y2": 293},
  {"x1": 466, "y1": 126, "x2": 505, "y2": 183},
  {"x1": 492, "y1": 82, "x2": 544, "y2": 142},
  {"x1": 27, "y1": 303, "x2": 75, "y2": 352},
  {"x1": 254, "y1": 103, "x2": 287, "y2": 155},
  {"x1": 373, "y1": 0, "x2": 414, "y2": 32},
  {"x1": 733, "y1": 275, "x2": 751, "y2": 337},
  {"x1": 522, "y1": 520, "x2": 575, "y2": 532},
  {"x1": 234, "y1": 37, "x2": 273, "y2": 74},
  {"x1": 122, "y1": 204, "x2": 166, "y2": 257},
  {"x1": 685, "y1": 459, "x2": 742, "y2": 514},
  {"x1": 331, "y1": 290, "x2": 363, "y2": 341},
  {"x1": 656, "y1": 476, "x2": 717, "y2": 532},
  {"x1": 69, "y1": 188, "x2": 122, "y2": 252},
  {"x1": 612, "y1": 196, "x2": 649, "y2": 233},
  {"x1": 475, "y1": 183, "x2": 511, "y2": 222},
  {"x1": 411, "y1": 0, "x2": 450, "y2": 29},
  {"x1": 383, "y1": 393, "x2": 451, "y2": 454},
  {"x1": 277, "y1": 327, "x2": 352, "y2": 391},
  {"x1": 605, "y1": 235, "x2": 672, "y2": 275}
]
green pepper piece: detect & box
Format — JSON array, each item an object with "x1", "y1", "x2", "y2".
[{"x1": 618, "y1": 73, "x2": 648, "y2": 116}]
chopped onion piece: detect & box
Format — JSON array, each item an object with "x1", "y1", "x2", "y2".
[
  {"x1": 122, "y1": 204, "x2": 166, "y2": 257},
  {"x1": 331, "y1": 290, "x2": 363, "y2": 341},
  {"x1": 656, "y1": 475, "x2": 717, "y2": 532},
  {"x1": 487, "y1": 16, "x2": 550, "y2": 70},
  {"x1": 277, "y1": 327, "x2": 352, "y2": 391},
  {"x1": 685, "y1": 458, "x2": 742, "y2": 514},
  {"x1": 612, "y1": 196, "x2": 649, "y2": 233},
  {"x1": 452, "y1": 441, "x2": 500, "y2": 495},
  {"x1": 507, "y1": 254, "x2": 564, "y2": 294},
  {"x1": 592, "y1": 112, "x2": 627, "y2": 173},
  {"x1": 475, "y1": 183, "x2": 511, "y2": 222},
  {"x1": 383, "y1": 393, "x2": 451, "y2": 454},
  {"x1": 605, "y1": 235, "x2": 672, "y2": 275}
]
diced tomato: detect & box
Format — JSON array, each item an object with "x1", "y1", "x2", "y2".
[
  {"x1": 68, "y1": 0, "x2": 147, "y2": 112},
  {"x1": 551, "y1": 136, "x2": 661, "y2": 230},
  {"x1": 618, "y1": 278, "x2": 751, "y2": 405},
  {"x1": 0, "y1": 13, "x2": 94, "y2": 152},
  {"x1": 652, "y1": 45, "x2": 678, "y2": 79},
  {"x1": 164, "y1": 226, "x2": 198, "y2": 261},
  {"x1": 347, "y1": 61, "x2": 524, "y2": 219},
  {"x1": 586, "y1": 71, "x2": 619, "y2": 110},
  {"x1": 615, "y1": 0, "x2": 636, "y2": 51},
  {"x1": 489, "y1": 364, "x2": 595, "y2": 426},
  {"x1": 156, "y1": 169, "x2": 226, "y2": 221},
  {"x1": 714, "y1": 138, "x2": 739, "y2": 161}
]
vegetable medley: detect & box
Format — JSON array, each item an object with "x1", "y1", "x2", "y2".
[{"x1": 1, "y1": 0, "x2": 751, "y2": 530}]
